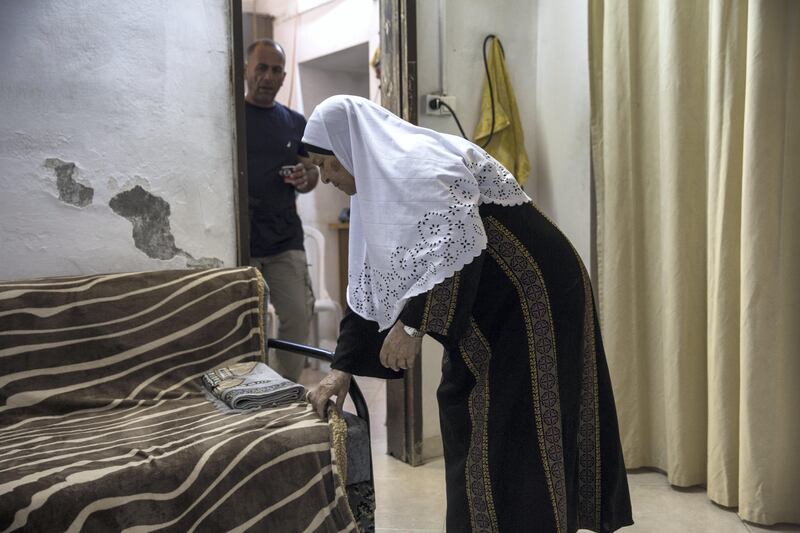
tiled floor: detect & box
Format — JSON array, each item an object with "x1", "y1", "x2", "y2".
[{"x1": 300, "y1": 367, "x2": 799, "y2": 533}]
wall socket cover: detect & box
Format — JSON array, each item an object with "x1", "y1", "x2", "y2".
[{"x1": 425, "y1": 94, "x2": 456, "y2": 116}]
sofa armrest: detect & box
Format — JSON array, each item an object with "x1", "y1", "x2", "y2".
[{"x1": 266, "y1": 338, "x2": 374, "y2": 488}]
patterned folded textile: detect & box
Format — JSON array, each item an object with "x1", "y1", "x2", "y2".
[{"x1": 202, "y1": 361, "x2": 306, "y2": 409}]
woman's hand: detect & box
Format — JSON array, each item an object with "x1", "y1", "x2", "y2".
[
  {"x1": 307, "y1": 369, "x2": 351, "y2": 418},
  {"x1": 380, "y1": 321, "x2": 423, "y2": 371}
]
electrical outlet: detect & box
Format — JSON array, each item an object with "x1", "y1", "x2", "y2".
[{"x1": 425, "y1": 94, "x2": 457, "y2": 116}]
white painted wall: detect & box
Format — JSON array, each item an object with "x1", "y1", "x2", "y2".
[
  {"x1": 532, "y1": 0, "x2": 591, "y2": 271},
  {"x1": 296, "y1": 60, "x2": 369, "y2": 236},
  {"x1": 299, "y1": 45, "x2": 371, "y2": 116},
  {"x1": 0, "y1": 0, "x2": 238, "y2": 281},
  {"x1": 416, "y1": 0, "x2": 539, "y2": 196},
  {"x1": 416, "y1": 0, "x2": 592, "y2": 456},
  {"x1": 249, "y1": 0, "x2": 380, "y2": 112}
]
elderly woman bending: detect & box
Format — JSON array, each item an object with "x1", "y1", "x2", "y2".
[{"x1": 304, "y1": 95, "x2": 633, "y2": 533}]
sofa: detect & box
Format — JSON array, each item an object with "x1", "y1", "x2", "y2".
[{"x1": 0, "y1": 267, "x2": 374, "y2": 532}]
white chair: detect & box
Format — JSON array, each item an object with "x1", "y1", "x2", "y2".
[
  {"x1": 303, "y1": 225, "x2": 343, "y2": 351},
  {"x1": 266, "y1": 302, "x2": 278, "y2": 340}
]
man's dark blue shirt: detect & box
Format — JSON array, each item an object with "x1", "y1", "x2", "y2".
[{"x1": 246, "y1": 101, "x2": 307, "y2": 257}]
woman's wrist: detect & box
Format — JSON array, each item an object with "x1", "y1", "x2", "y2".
[
  {"x1": 330, "y1": 369, "x2": 352, "y2": 382},
  {"x1": 397, "y1": 320, "x2": 424, "y2": 339}
]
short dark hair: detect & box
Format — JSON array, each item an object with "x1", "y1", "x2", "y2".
[{"x1": 246, "y1": 39, "x2": 286, "y2": 63}]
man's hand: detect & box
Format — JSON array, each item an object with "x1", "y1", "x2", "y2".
[
  {"x1": 307, "y1": 369, "x2": 351, "y2": 419},
  {"x1": 286, "y1": 158, "x2": 319, "y2": 193},
  {"x1": 380, "y1": 321, "x2": 423, "y2": 371}
]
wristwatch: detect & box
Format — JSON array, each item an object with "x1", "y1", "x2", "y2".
[{"x1": 403, "y1": 324, "x2": 425, "y2": 338}]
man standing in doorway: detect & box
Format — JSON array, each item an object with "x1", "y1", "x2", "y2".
[{"x1": 245, "y1": 38, "x2": 318, "y2": 381}]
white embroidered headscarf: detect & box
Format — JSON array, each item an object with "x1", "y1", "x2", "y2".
[{"x1": 303, "y1": 95, "x2": 530, "y2": 330}]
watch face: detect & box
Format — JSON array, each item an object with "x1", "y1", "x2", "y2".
[{"x1": 403, "y1": 325, "x2": 424, "y2": 338}]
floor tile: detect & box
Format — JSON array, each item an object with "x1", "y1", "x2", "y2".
[
  {"x1": 622, "y1": 482, "x2": 750, "y2": 533},
  {"x1": 626, "y1": 468, "x2": 672, "y2": 486},
  {"x1": 373, "y1": 458, "x2": 445, "y2": 530}
]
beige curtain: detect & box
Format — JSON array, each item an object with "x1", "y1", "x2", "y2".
[{"x1": 589, "y1": 0, "x2": 799, "y2": 525}]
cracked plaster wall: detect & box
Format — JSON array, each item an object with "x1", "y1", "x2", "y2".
[{"x1": 0, "y1": 0, "x2": 237, "y2": 280}]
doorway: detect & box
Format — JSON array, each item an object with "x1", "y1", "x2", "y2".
[{"x1": 232, "y1": 0, "x2": 422, "y2": 466}]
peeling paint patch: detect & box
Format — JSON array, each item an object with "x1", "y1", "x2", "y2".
[
  {"x1": 109, "y1": 185, "x2": 224, "y2": 268},
  {"x1": 184, "y1": 255, "x2": 224, "y2": 269},
  {"x1": 45, "y1": 158, "x2": 93, "y2": 207},
  {"x1": 109, "y1": 185, "x2": 180, "y2": 260}
]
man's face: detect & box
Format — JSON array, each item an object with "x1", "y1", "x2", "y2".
[{"x1": 245, "y1": 44, "x2": 286, "y2": 107}]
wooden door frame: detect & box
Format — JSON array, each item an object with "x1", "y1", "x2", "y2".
[
  {"x1": 230, "y1": 0, "x2": 250, "y2": 267},
  {"x1": 380, "y1": 0, "x2": 423, "y2": 466}
]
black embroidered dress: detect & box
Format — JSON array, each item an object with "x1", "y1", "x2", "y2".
[{"x1": 332, "y1": 201, "x2": 633, "y2": 533}]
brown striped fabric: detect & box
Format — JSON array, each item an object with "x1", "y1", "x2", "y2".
[{"x1": 0, "y1": 268, "x2": 357, "y2": 532}]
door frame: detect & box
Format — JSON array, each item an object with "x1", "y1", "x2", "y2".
[
  {"x1": 380, "y1": 0, "x2": 423, "y2": 466},
  {"x1": 229, "y1": 0, "x2": 250, "y2": 267}
]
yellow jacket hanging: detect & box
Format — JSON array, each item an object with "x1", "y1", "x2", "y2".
[{"x1": 473, "y1": 37, "x2": 531, "y2": 187}]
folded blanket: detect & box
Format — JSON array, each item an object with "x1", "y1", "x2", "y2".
[{"x1": 202, "y1": 361, "x2": 306, "y2": 409}]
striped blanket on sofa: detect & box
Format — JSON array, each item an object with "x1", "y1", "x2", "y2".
[{"x1": 0, "y1": 267, "x2": 358, "y2": 532}]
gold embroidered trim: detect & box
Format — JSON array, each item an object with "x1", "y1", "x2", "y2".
[
  {"x1": 422, "y1": 272, "x2": 460, "y2": 336},
  {"x1": 329, "y1": 407, "x2": 349, "y2": 485},
  {"x1": 444, "y1": 272, "x2": 460, "y2": 332},
  {"x1": 328, "y1": 406, "x2": 361, "y2": 532},
  {"x1": 576, "y1": 263, "x2": 602, "y2": 529},
  {"x1": 251, "y1": 267, "x2": 268, "y2": 360},
  {"x1": 528, "y1": 201, "x2": 603, "y2": 529},
  {"x1": 485, "y1": 216, "x2": 567, "y2": 533},
  {"x1": 459, "y1": 319, "x2": 499, "y2": 533},
  {"x1": 420, "y1": 289, "x2": 432, "y2": 331}
]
